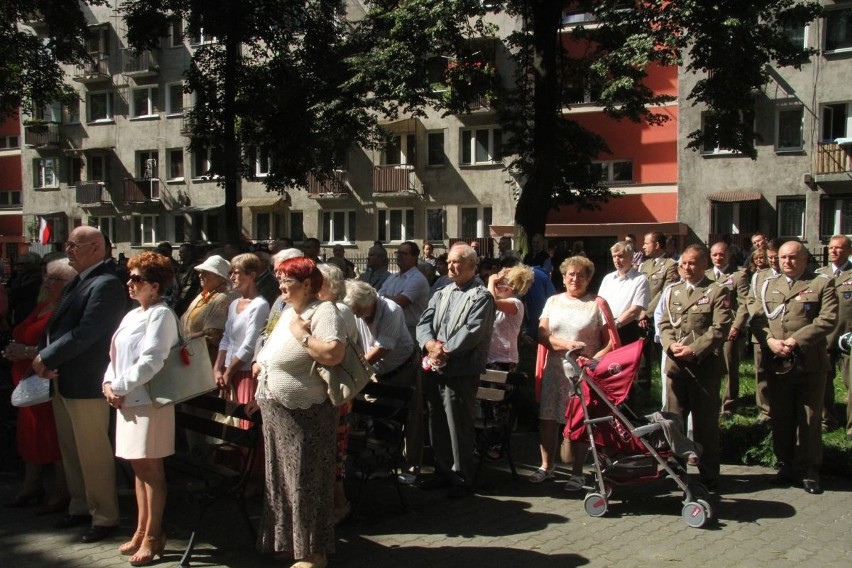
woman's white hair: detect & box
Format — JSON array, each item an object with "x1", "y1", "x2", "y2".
[{"x1": 343, "y1": 279, "x2": 377, "y2": 310}]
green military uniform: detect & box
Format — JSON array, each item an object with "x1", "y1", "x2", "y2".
[
  {"x1": 706, "y1": 265, "x2": 750, "y2": 414},
  {"x1": 747, "y1": 267, "x2": 779, "y2": 421},
  {"x1": 638, "y1": 256, "x2": 679, "y2": 392},
  {"x1": 816, "y1": 261, "x2": 852, "y2": 437},
  {"x1": 659, "y1": 277, "x2": 732, "y2": 484},
  {"x1": 751, "y1": 271, "x2": 837, "y2": 482}
]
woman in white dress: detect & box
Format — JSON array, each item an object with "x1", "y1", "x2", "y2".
[
  {"x1": 103, "y1": 252, "x2": 178, "y2": 565},
  {"x1": 530, "y1": 256, "x2": 614, "y2": 491}
]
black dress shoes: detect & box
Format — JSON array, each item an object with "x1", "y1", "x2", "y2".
[
  {"x1": 54, "y1": 514, "x2": 92, "y2": 529},
  {"x1": 81, "y1": 525, "x2": 117, "y2": 543},
  {"x1": 802, "y1": 480, "x2": 824, "y2": 495}
]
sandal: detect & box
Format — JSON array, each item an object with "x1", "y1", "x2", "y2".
[
  {"x1": 528, "y1": 467, "x2": 555, "y2": 483},
  {"x1": 563, "y1": 474, "x2": 585, "y2": 492}
]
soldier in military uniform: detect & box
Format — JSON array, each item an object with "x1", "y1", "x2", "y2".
[
  {"x1": 659, "y1": 244, "x2": 732, "y2": 491},
  {"x1": 747, "y1": 240, "x2": 781, "y2": 423},
  {"x1": 815, "y1": 235, "x2": 852, "y2": 437},
  {"x1": 752, "y1": 240, "x2": 837, "y2": 495},
  {"x1": 707, "y1": 242, "x2": 750, "y2": 417},
  {"x1": 638, "y1": 232, "x2": 679, "y2": 399}
]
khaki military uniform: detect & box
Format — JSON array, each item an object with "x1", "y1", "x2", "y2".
[
  {"x1": 751, "y1": 271, "x2": 837, "y2": 482},
  {"x1": 706, "y1": 266, "x2": 750, "y2": 414},
  {"x1": 638, "y1": 256, "x2": 679, "y2": 392},
  {"x1": 817, "y1": 260, "x2": 852, "y2": 434},
  {"x1": 747, "y1": 268, "x2": 779, "y2": 421},
  {"x1": 659, "y1": 278, "x2": 732, "y2": 483},
  {"x1": 816, "y1": 262, "x2": 852, "y2": 436}
]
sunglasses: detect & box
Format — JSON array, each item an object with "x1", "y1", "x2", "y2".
[{"x1": 128, "y1": 274, "x2": 148, "y2": 284}]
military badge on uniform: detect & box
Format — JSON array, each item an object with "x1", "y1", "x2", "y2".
[{"x1": 696, "y1": 297, "x2": 710, "y2": 305}]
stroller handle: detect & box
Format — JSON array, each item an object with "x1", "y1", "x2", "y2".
[{"x1": 563, "y1": 345, "x2": 585, "y2": 377}]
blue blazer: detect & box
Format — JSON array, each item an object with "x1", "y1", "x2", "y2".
[{"x1": 39, "y1": 262, "x2": 127, "y2": 399}]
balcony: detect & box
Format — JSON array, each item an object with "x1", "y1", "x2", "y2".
[
  {"x1": 815, "y1": 142, "x2": 852, "y2": 179},
  {"x1": 24, "y1": 122, "x2": 60, "y2": 148},
  {"x1": 307, "y1": 171, "x2": 349, "y2": 199},
  {"x1": 180, "y1": 110, "x2": 195, "y2": 135},
  {"x1": 124, "y1": 178, "x2": 161, "y2": 202},
  {"x1": 121, "y1": 49, "x2": 158, "y2": 78},
  {"x1": 372, "y1": 165, "x2": 422, "y2": 195},
  {"x1": 73, "y1": 53, "x2": 110, "y2": 83},
  {"x1": 75, "y1": 182, "x2": 110, "y2": 205}
]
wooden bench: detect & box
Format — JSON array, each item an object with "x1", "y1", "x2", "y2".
[
  {"x1": 169, "y1": 394, "x2": 261, "y2": 568},
  {"x1": 474, "y1": 369, "x2": 526, "y2": 483},
  {"x1": 347, "y1": 381, "x2": 414, "y2": 514}
]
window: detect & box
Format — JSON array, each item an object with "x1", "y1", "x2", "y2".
[
  {"x1": 192, "y1": 146, "x2": 216, "y2": 178},
  {"x1": 85, "y1": 26, "x2": 109, "y2": 55},
  {"x1": 65, "y1": 99, "x2": 80, "y2": 124},
  {"x1": 700, "y1": 111, "x2": 738, "y2": 155},
  {"x1": 189, "y1": 27, "x2": 216, "y2": 45},
  {"x1": 289, "y1": 211, "x2": 304, "y2": 242},
  {"x1": 460, "y1": 127, "x2": 502, "y2": 165},
  {"x1": 195, "y1": 212, "x2": 219, "y2": 242},
  {"x1": 776, "y1": 106, "x2": 804, "y2": 151},
  {"x1": 820, "y1": 196, "x2": 852, "y2": 238},
  {"x1": 0, "y1": 136, "x2": 19, "y2": 149},
  {"x1": 459, "y1": 206, "x2": 492, "y2": 238},
  {"x1": 88, "y1": 155, "x2": 107, "y2": 182},
  {"x1": 167, "y1": 149, "x2": 184, "y2": 180},
  {"x1": 69, "y1": 157, "x2": 83, "y2": 184},
  {"x1": 132, "y1": 214, "x2": 158, "y2": 246},
  {"x1": 166, "y1": 83, "x2": 184, "y2": 115},
  {"x1": 33, "y1": 101, "x2": 61, "y2": 123},
  {"x1": 255, "y1": 212, "x2": 281, "y2": 241},
  {"x1": 777, "y1": 198, "x2": 805, "y2": 238},
  {"x1": 138, "y1": 151, "x2": 159, "y2": 179},
  {"x1": 591, "y1": 160, "x2": 634, "y2": 185},
  {"x1": 781, "y1": 21, "x2": 808, "y2": 49},
  {"x1": 253, "y1": 147, "x2": 272, "y2": 177},
  {"x1": 89, "y1": 216, "x2": 115, "y2": 242},
  {"x1": 711, "y1": 201, "x2": 758, "y2": 235},
  {"x1": 384, "y1": 134, "x2": 415, "y2": 165},
  {"x1": 169, "y1": 18, "x2": 183, "y2": 47},
  {"x1": 131, "y1": 86, "x2": 159, "y2": 118},
  {"x1": 0, "y1": 191, "x2": 21, "y2": 206},
  {"x1": 825, "y1": 7, "x2": 852, "y2": 52},
  {"x1": 427, "y1": 131, "x2": 445, "y2": 166},
  {"x1": 377, "y1": 209, "x2": 413, "y2": 243},
  {"x1": 322, "y1": 210, "x2": 356, "y2": 244},
  {"x1": 821, "y1": 102, "x2": 851, "y2": 141},
  {"x1": 34, "y1": 158, "x2": 58, "y2": 188},
  {"x1": 425, "y1": 208, "x2": 445, "y2": 241},
  {"x1": 87, "y1": 91, "x2": 113, "y2": 122}
]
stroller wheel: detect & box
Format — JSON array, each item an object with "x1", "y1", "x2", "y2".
[
  {"x1": 681, "y1": 501, "x2": 709, "y2": 528},
  {"x1": 697, "y1": 498, "x2": 713, "y2": 520},
  {"x1": 583, "y1": 493, "x2": 608, "y2": 517}
]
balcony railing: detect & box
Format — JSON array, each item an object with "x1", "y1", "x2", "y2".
[
  {"x1": 121, "y1": 49, "x2": 158, "y2": 77},
  {"x1": 815, "y1": 142, "x2": 852, "y2": 175},
  {"x1": 372, "y1": 165, "x2": 420, "y2": 194},
  {"x1": 24, "y1": 123, "x2": 60, "y2": 147},
  {"x1": 73, "y1": 53, "x2": 110, "y2": 82},
  {"x1": 123, "y1": 178, "x2": 161, "y2": 202},
  {"x1": 307, "y1": 171, "x2": 349, "y2": 197},
  {"x1": 75, "y1": 182, "x2": 110, "y2": 204},
  {"x1": 180, "y1": 110, "x2": 195, "y2": 135}
]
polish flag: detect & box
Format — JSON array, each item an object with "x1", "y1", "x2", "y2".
[{"x1": 38, "y1": 217, "x2": 51, "y2": 245}]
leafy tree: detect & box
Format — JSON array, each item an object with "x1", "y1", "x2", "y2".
[{"x1": 0, "y1": 0, "x2": 106, "y2": 118}]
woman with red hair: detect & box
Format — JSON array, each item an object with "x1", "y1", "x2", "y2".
[{"x1": 254, "y1": 257, "x2": 345, "y2": 568}]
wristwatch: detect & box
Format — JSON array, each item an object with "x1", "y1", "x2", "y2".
[{"x1": 301, "y1": 334, "x2": 311, "y2": 346}]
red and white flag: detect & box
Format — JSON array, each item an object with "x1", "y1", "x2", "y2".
[{"x1": 38, "y1": 217, "x2": 51, "y2": 245}]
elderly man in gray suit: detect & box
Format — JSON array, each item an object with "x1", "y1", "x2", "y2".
[{"x1": 33, "y1": 226, "x2": 126, "y2": 542}]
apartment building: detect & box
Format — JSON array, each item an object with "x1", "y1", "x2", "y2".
[
  {"x1": 678, "y1": 1, "x2": 852, "y2": 255},
  {"x1": 0, "y1": 113, "x2": 24, "y2": 275},
  {"x1": 19, "y1": 3, "x2": 521, "y2": 259}
]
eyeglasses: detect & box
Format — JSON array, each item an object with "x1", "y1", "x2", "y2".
[
  {"x1": 128, "y1": 274, "x2": 148, "y2": 284},
  {"x1": 279, "y1": 277, "x2": 301, "y2": 286},
  {"x1": 65, "y1": 241, "x2": 94, "y2": 250}
]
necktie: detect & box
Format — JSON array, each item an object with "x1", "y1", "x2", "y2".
[{"x1": 835, "y1": 268, "x2": 841, "y2": 278}]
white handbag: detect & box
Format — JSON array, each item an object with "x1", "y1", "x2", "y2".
[{"x1": 11, "y1": 374, "x2": 52, "y2": 407}]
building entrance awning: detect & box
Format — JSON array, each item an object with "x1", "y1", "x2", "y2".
[
  {"x1": 707, "y1": 190, "x2": 761, "y2": 202},
  {"x1": 236, "y1": 196, "x2": 284, "y2": 208}
]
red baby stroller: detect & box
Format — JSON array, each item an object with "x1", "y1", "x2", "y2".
[{"x1": 562, "y1": 340, "x2": 714, "y2": 528}]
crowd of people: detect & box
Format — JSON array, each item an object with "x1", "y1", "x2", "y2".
[{"x1": 0, "y1": 228, "x2": 849, "y2": 567}]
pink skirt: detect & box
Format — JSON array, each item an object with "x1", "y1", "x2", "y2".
[{"x1": 116, "y1": 403, "x2": 175, "y2": 460}]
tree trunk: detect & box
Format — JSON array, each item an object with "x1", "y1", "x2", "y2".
[
  {"x1": 222, "y1": 4, "x2": 241, "y2": 245},
  {"x1": 515, "y1": 0, "x2": 561, "y2": 246}
]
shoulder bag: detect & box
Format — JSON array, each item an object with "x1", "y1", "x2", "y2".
[
  {"x1": 146, "y1": 307, "x2": 217, "y2": 408},
  {"x1": 307, "y1": 303, "x2": 376, "y2": 406}
]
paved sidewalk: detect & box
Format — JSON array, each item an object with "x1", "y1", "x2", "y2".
[{"x1": 2, "y1": 431, "x2": 850, "y2": 567}]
